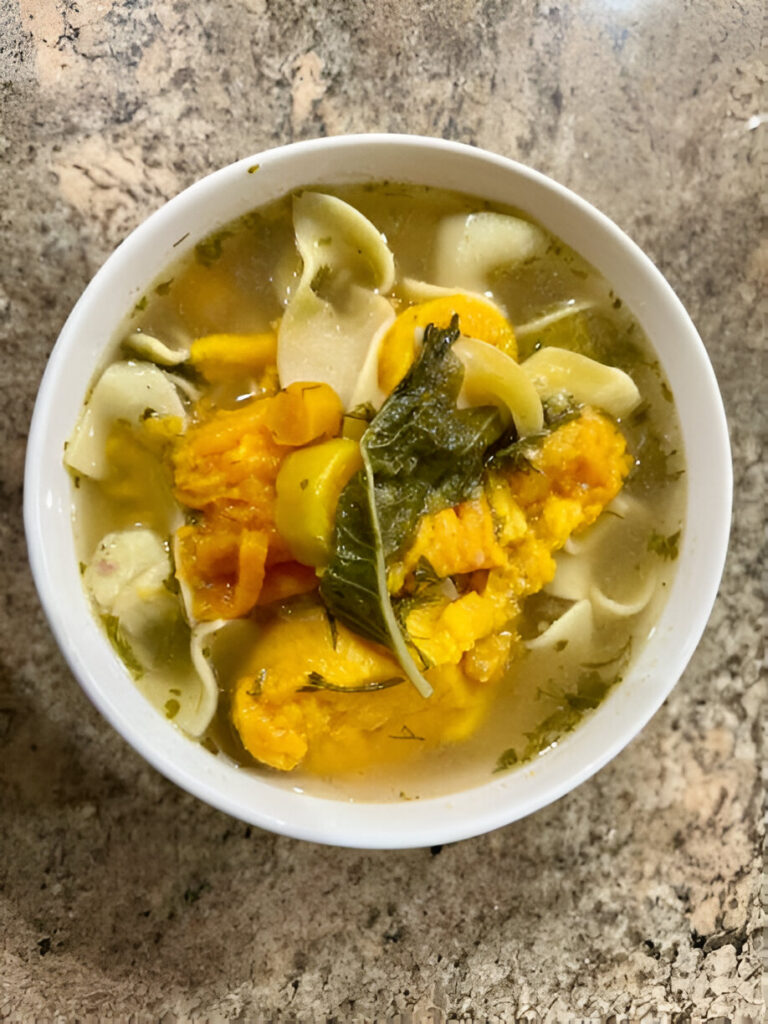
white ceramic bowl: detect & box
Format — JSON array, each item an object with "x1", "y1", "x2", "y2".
[{"x1": 25, "y1": 135, "x2": 731, "y2": 849}]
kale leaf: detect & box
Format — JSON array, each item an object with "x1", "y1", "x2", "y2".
[{"x1": 320, "y1": 317, "x2": 505, "y2": 698}]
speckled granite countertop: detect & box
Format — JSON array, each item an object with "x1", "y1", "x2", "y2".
[{"x1": 1, "y1": 1, "x2": 765, "y2": 1020}]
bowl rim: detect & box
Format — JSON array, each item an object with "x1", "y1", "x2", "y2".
[{"x1": 24, "y1": 133, "x2": 732, "y2": 848}]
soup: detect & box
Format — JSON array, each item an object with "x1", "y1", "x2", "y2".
[{"x1": 65, "y1": 184, "x2": 685, "y2": 801}]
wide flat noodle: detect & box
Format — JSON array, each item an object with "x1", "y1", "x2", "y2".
[
  {"x1": 399, "y1": 277, "x2": 503, "y2": 306},
  {"x1": 124, "y1": 331, "x2": 189, "y2": 366},
  {"x1": 590, "y1": 573, "x2": 657, "y2": 618},
  {"x1": 522, "y1": 347, "x2": 640, "y2": 419},
  {"x1": 525, "y1": 598, "x2": 594, "y2": 652},
  {"x1": 544, "y1": 552, "x2": 592, "y2": 602},
  {"x1": 546, "y1": 491, "x2": 658, "y2": 619},
  {"x1": 563, "y1": 494, "x2": 638, "y2": 556},
  {"x1": 347, "y1": 316, "x2": 398, "y2": 411},
  {"x1": 277, "y1": 192, "x2": 396, "y2": 409},
  {"x1": 433, "y1": 212, "x2": 547, "y2": 295},
  {"x1": 453, "y1": 336, "x2": 543, "y2": 437},
  {"x1": 514, "y1": 300, "x2": 593, "y2": 338},
  {"x1": 65, "y1": 361, "x2": 187, "y2": 479},
  {"x1": 186, "y1": 620, "x2": 227, "y2": 736}
]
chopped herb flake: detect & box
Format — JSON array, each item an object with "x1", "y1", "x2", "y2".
[
  {"x1": 388, "y1": 724, "x2": 425, "y2": 741},
  {"x1": 195, "y1": 230, "x2": 233, "y2": 267},
  {"x1": 648, "y1": 529, "x2": 681, "y2": 560},
  {"x1": 494, "y1": 747, "x2": 519, "y2": 772},
  {"x1": 326, "y1": 612, "x2": 338, "y2": 650},
  {"x1": 494, "y1": 668, "x2": 620, "y2": 773},
  {"x1": 299, "y1": 670, "x2": 404, "y2": 694},
  {"x1": 162, "y1": 574, "x2": 180, "y2": 595},
  {"x1": 164, "y1": 698, "x2": 180, "y2": 719}
]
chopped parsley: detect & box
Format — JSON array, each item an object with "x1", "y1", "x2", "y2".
[
  {"x1": 493, "y1": 748, "x2": 519, "y2": 772},
  {"x1": 164, "y1": 698, "x2": 180, "y2": 719},
  {"x1": 648, "y1": 529, "x2": 681, "y2": 560},
  {"x1": 195, "y1": 229, "x2": 233, "y2": 267}
]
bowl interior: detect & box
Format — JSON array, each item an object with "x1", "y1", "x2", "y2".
[{"x1": 24, "y1": 135, "x2": 731, "y2": 848}]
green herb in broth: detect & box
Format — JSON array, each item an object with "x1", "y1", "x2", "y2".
[
  {"x1": 164, "y1": 698, "x2": 180, "y2": 719},
  {"x1": 195, "y1": 230, "x2": 233, "y2": 267},
  {"x1": 299, "y1": 671, "x2": 405, "y2": 694},
  {"x1": 648, "y1": 529, "x2": 681, "y2": 560}
]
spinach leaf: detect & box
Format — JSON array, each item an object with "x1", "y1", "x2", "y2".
[
  {"x1": 364, "y1": 317, "x2": 506, "y2": 558},
  {"x1": 320, "y1": 317, "x2": 505, "y2": 698}
]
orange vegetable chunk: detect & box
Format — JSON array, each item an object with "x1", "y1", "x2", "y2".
[{"x1": 264, "y1": 381, "x2": 344, "y2": 447}]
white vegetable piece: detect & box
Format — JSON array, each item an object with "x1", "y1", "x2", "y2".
[
  {"x1": 433, "y1": 212, "x2": 547, "y2": 295},
  {"x1": 278, "y1": 192, "x2": 396, "y2": 409},
  {"x1": 522, "y1": 347, "x2": 641, "y2": 419},
  {"x1": 65, "y1": 361, "x2": 187, "y2": 479},
  {"x1": 453, "y1": 336, "x2": 544, "y2": 437}
]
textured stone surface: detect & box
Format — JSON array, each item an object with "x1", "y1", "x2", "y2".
[{"x1": 0, "y1": 1, "x2": 764, "y2": 1020}]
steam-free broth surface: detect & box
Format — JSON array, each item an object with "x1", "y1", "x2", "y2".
[{"x1": 69, "y1": 183, "x2": 685, "y2": 802}]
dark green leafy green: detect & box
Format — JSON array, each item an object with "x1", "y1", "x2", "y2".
[
  {"x1": 363, "y1": 317, "x2": 505, "y2": 556},
  {"x1": 320, "y1": 317, "x2": 505, "y2": 699}
]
